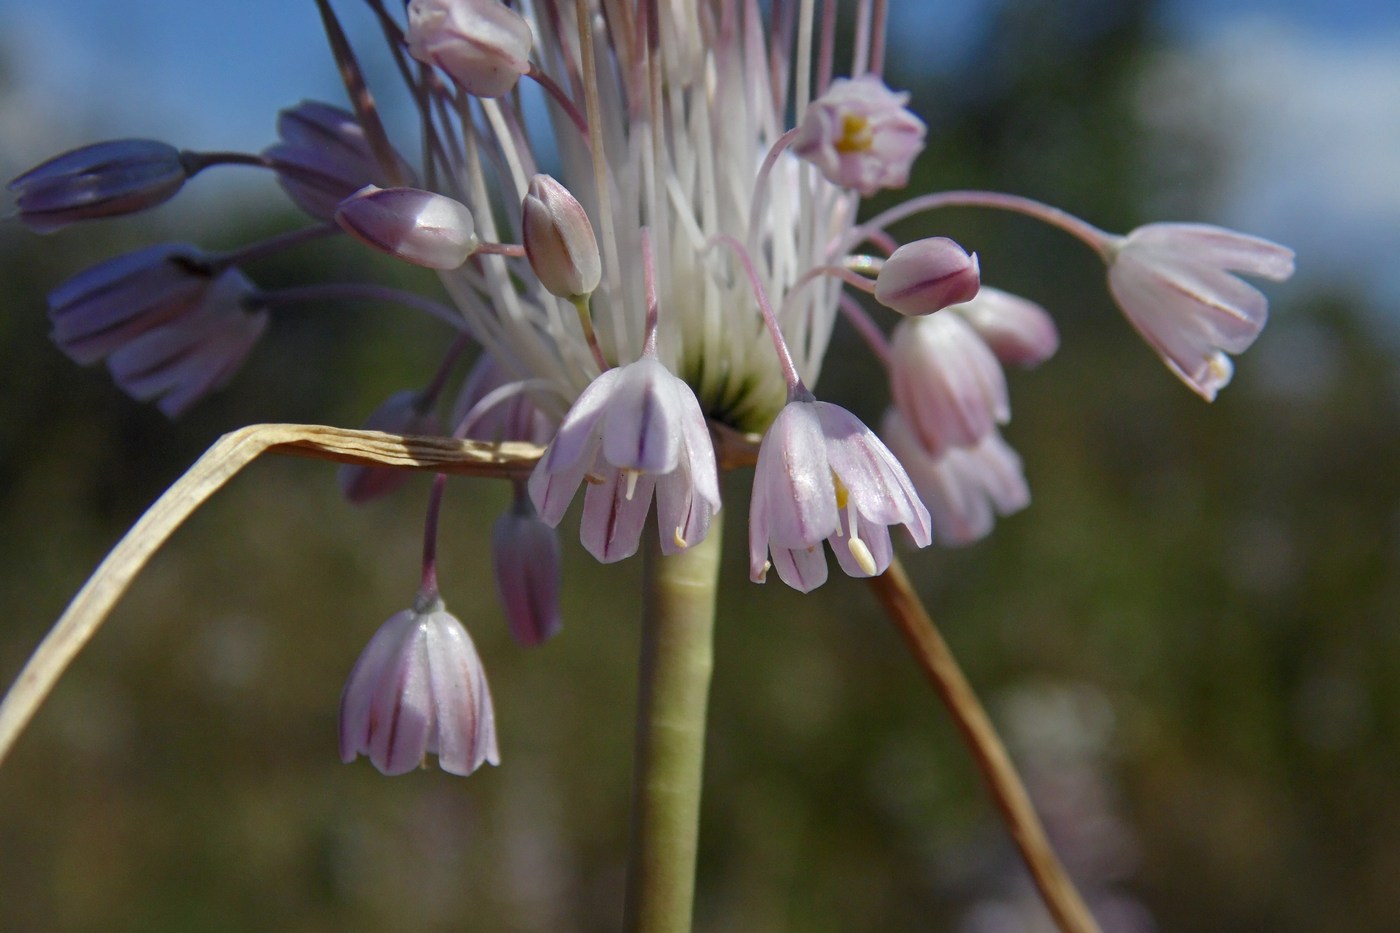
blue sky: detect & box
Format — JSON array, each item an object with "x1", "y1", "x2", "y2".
[{"x1": 3, "y1": 0, "x2": 1398, "y2": 324}]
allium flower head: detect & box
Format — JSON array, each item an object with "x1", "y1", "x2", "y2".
[
  {"x1": 7, "y1": 139, "x2": 190, "y2": 232},
  {"x1": 792, "y1": 75, "x2": 927, "y2": 196},
  {"x1": 529, "y1": 356, "x2": 720, "y2": 563},
  {"x1": 340, "y1": 595, "x2": 499, "y2": 777},
  {"x1": 750, "y1": 397, "x2": 931, "y2": 592},
  {"x1": 1105, "y1": 223, "x2": 1295, "y2": 401}
]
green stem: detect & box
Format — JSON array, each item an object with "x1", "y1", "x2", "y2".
[{"x1": 624, "y1": 512, "x2": 724, "y2": 933}]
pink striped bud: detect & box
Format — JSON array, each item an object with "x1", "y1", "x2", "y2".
[
  {"x1": 335, "y1": 185, "x2": 478, "y2": 269},
  {"x1": 522, "y1": 174, "x2": 601, "y2": 299},
  {"x1": 875, "y1": 237, "x2": 981, "y2": 317}
]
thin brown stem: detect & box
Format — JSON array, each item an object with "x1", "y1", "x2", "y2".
[{"x1": 865, "y1": 559, "x2": 1102, "y2": 933}]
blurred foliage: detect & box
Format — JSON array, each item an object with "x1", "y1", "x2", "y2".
[{"x1": 2, "y1": 2, "x2": 1398, "y2": 931}]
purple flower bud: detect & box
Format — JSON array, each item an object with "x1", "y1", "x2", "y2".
[
  {"x1": 7, "y1": 139, "x2": 189, "y2": 232},
  {"x1": 407, "y1": 0, "x2": 533, "y2": 99},
  {"x1": 263, "y1": 101, "x2": 413, "y2": 222},
  {"x1": 338, "y1": 390, "x2": 442, "y2": 504},
  {"x1": 340, "y1": 595, "x2": 499, "y2": 777},
  {"x1": 792, "y1": 75, "x2": 926, "y2": 196},
  {"x1": 336, "y1": 185, "x2": 479, "y2": 269},
  {"x1": 875, "y1": 237, "x2": 981, "y2": 316},
  {"x1": 493, "y1": 492, "x2": 562, "y2": 646},
  {"x1": 948, "y1": 287, "x2": 1059, "y2": 369},
  {"x1": 522, "y1": 175, "x2": 602, "y2": 299},
  {"x1": 47, "y1": 243, "x2": 266, "y2": 417},
  {"x1": 1105, "y1": 223, "x2": 1294, "y2": 401}
]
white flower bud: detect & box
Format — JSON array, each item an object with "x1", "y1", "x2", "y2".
[{"x1": 522, "y1": 174, "x2": 602, "y2": 299}]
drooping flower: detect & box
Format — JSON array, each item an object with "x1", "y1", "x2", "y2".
[
  {"x1": 875, "y1": 237, "x2": 981, "y2": 316},
  {"x1": 792, "y1": 75, "x2": 927, "y2": 196},
  {"x1": 750, "y1": 396, "x2": 931, "y2": 592},
  {"x1": 339, "y1": 594, "x2": 499, "y2": 777},
  {"x1": 7, "y1": 139, "x2": 191, "y2": 232},
  {"x1": 883, "y1": 409, "x2": 1030, "y2": 547},
  {"x1": 406, "y1": 0, "x2": 533, "y2": 99},
  {"x1": 1104, "y1": 223, "x2": 1295, "y2": 401},
  {"x1": 47, "y1": 243, "x2": 266, "y2": 417},
  {"x1": 493, "y1": 489, "x2": 563, "y2": 647},
  {"x1": 529, "y1": 356, "x2": 720, "y2": 563},
  {"x1": 889, "y1": 311, "x2": 1010, "y2": 454}
]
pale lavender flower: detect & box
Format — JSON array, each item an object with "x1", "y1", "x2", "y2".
[
  {"x1": 340, "y1": 594, "x2": 499, "y2": 777},
  {"x1": 792, "y1": 75, "x2": 926, "y2": 196},
  {"x1": 889, "y1": 311, "x2": 1010, "y2": 454},
  {"x1": 522, "y1": 174, "x2": 602, "y2": 299},
  {"x1": 47, "y1": 243, "x2": 265, "y2": 417},
  {"x1": 948, "y1": 287, "x2": 1060, "y2": 369},
  {"x1": 264, "y1": 101, "x2": 411, "y2": 222},
  {"x1": 750, "y1": 397, "x2": 931, "y2": 592},
  {"x1": 338, "y1": 390, "x2": 442, "y2": 504},
  {"x1": 1104, "y1": 223, "x2": 1295, "y2": 401},
  {"x1": 883, "y1": 409, "x2": 1030, "y2": 547},
  {"x1": 493, "y1": 491, "x2": 563, "y2": 646},
  {"x1": 336, "y1": 185, "x2": 479, "y2": 269},
  {"x1": 406, "y1": 0, "x2": 533, "y2": 99},
  {"x1": 529, "y1": 356, "x2": 720, "y2": 563},
  {"x1": 875, "y1": 237, "x2": 981, "y2": 316},
  {"x1": 7, "y1": 139, "x2": 190, "y2": 232}
]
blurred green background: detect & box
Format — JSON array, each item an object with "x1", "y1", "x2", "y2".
[{"x1": 2, "y1": 1, "x2": 1398, "y2": 931}]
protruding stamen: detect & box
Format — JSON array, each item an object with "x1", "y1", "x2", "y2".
[{"x1": 624, "y1": 469, "x2": 641, "y2": 500}]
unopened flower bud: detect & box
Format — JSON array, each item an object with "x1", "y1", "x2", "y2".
[
  {"x1": 407, "y1": 0, "x2": 533, "y2": 98},
  {"x1": 340, "y1": 594, "x2": 499, "y2": 777},
  {"x1": 493, "y1": 491, "x2": 562, "y2": 646},
  {"x1": 522, "y1": 174, "x2": 601, "y2": 299},
  {"x1": 336, "y1": 185, "x2": 478, "y2": 269},
  {"x1": 875, "y1": 237, "x2": 981, "y2": 316},
  {"x1": 338, "y1": 390, "x2": 441, "y2": 503},
  {"x1": 8, "y1": 139, "x2": 190, "y2": 232},
  {"x1": 792, "y1": 75, "x2": 926, "y2": 195},
  {"x1": 264, "y1": 101, "x2": 413, "y2": 221}
]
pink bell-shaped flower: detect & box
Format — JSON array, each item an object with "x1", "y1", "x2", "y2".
[
  {"x1": 493, "y1": 488, "x2": 563, "y2": 647},
  {"x1": 1105, "y1": 223, "x2": 1294, "y2": 401},
  {"x1": 339, "y1": 593, "x2": 499, "y2": 777},
  {"x1": 749, "y1": 395, "x2": 931, "y2": 592},
  {"x1": 948, "y1": 287, "x2": 1060, "y2": 369},
  {"x1": 889, "y1": 311, "x2": 1010, "y2": 454},
  {"x1": 529, "y1": 356, "x2": 721, "y2": 563}
]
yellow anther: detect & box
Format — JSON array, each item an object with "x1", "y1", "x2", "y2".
[
  {"x1": 835, "y1": 113, "x2": 873, "y2": 153},
  {"x1": 673, "y1": 526, "x2": 688, "y2": 550}
]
